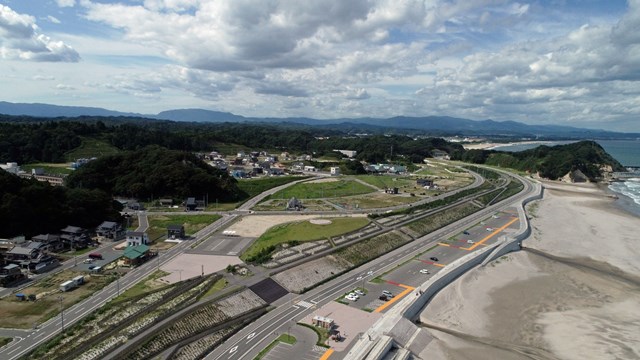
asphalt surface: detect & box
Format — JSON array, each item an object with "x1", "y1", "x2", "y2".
[
  {"x1": 204, "y1": 174, "x2": 537, "y2": 360},
  {"x1": 0, "y1": 168, "x2": 531, "y2": 360},
  {"x1": 0, "y1": 214, "x2": 238, "y2": 360}
]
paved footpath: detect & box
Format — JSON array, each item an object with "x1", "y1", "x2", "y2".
[{"x1": 261, "y1": 324, "x2": 325, "y2": 360}]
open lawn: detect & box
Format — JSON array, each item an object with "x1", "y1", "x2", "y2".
[
  {"x1": 146, "y1": 214, "x2": 221, "y2": 242},
  {"x1": 241, "y1": 217, "x2": 370, "y2": 261},
  {"x1": 0, "y1": 270, "x2": 117, "y2": 329},
  {"x1": 270, "y1": 179, "x2": 376, "y2": 199},
  {"x1": 114, "y1": 270, "x2": 170, "y2": 302},
  {"x1": 63, "y1": 136, "x2": 121, "y2": 161},
  {"x1": 20, "y1": 163, "x2": 74, "y2": 175},
  {"x1": 353, "y1": 175, "x2": 415, "y2": 189}
]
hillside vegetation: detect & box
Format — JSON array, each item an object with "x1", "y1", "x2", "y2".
[
  {"x1": 65, "y1": 146, "x2": 241, "y2": 201},
  {"x1": 453, "y1": 141, "x2": 624, "y2": 181},
  {"x1": 0, "y1": 171, "x2": 122, "y2": 238}
]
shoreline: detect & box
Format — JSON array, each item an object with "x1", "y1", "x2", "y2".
[{"x1": 418, "y1": 180, "x2": 640, "y2": 360}]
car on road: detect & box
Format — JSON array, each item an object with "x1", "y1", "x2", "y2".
[
  {"x1": 466, "y1": 240, "x2": 474, "y2": 244},
  {"x1": 463, "y1": 230, "x2": 470, "y2": 235},
  {"x1": 88, "y1": 253, "x2": 103, "y2": 260},
  {"x1": 88, "y1": 265, "x2": 96, "y2": 270},
  {"x1": 355, "y1": 289, "x2": 365, "y2": 296},
  {"x1": 367, "y1": 270, "x2": 373, "y2": 276},
  {"x1": 486, "y1": 227, "x2": 494, "y2": 231},
  {"x1": 419, "y1": 269, "x2": 430, "y2": 274},
  {"x1": 429, "y1": 257, "x2": 439, "y2": 262},
  {"x1": 356, "y1": 276, "x2": 363, "y2": 281},
  {"x1": 83, "y1": 258, "x2": 94, "y2": 264}
]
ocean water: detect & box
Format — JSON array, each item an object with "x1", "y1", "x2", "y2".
[{"x1": 492, "y1": 139, "x2": 640, "y2": 216}]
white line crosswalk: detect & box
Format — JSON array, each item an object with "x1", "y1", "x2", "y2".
[{"x1": 296, "y1": 300, "x2": 313, "y2": 308}]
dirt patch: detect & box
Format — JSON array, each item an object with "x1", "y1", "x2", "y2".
[
  {"x1": 159, "y1": 254, "x2": 242, "y2": 284},
  {"x1": 310, "y1": 219, "x2": 332, "y2": 225}
]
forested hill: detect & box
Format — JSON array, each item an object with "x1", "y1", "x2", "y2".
[
  {"x1": 452, "y1": 141, "x2": 625, "y2": 181},
  {"x1": 0, "y1": 171, "x2": 122, "y2": 238},
  {"x1": 65, "y1": 146, "x2": 242, "y2": 201}
]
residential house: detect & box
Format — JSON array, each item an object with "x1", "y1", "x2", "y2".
[
  {"x1": 431, "y1": 149, "x2": 450, "y2": 160},
  {"x1": 123, "y1": 244, "x2": 154, "y2": 266},
  {"x1": 31, "y1": 234, "x2": 63, "y2": 252},
  {"x1": 167, "y1": 224, "x2": 185, "y2": 239},
  {"x1": 334, "y1": 149, "x2": 357, "y2": 158},
  {"x1": 303, "y1": 165, "x2": 317, "y2": 172},
  {"x1": 416, "y1": 178, "x2": 434, "y2": 187},
  {"x1": 127, "y1": 202, "x2": 144, "y2": 211},
  {"x1": 159, "y1": 199, "x2": 174, "y2": 207},
  {"x1": 269, "y1": 168, "x2": 285, "y2": 176},
  {"x1": 0, "y1": 162, "x2": 20, "y2": 174},
  {"x1": 96, "y1": 221, "x2": 125, "y2": 241},
  {"x1": 60, "y1": 226, "x2": 89, "y2": 249},
  {"x1": 185, "y1": 197, "x2": 197, "y2": 211},
  {"x1": 125, "y1": 231, "x2": 149, "y2": 247},
  {"x1": 231, "y1": 169, "x2": 247, "y2": 179}
]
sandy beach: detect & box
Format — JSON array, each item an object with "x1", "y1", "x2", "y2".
[{"x1": 419, "y1": 181, "x2": 640, "y2": 360}]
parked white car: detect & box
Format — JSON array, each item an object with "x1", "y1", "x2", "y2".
[
  {"x1": 355, "y1": 289, "x2": 365, "y2": 296},
  {"x1": 420, "y1": 269, "x2": 430, "y2": 274},
  {"x1": 466, "y1": 240, "x2": 474, "y2": 244},
  {"x1": 345, "y1": 293, "x2": 358, "y2": 301}
]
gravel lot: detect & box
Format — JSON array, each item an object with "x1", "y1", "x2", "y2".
[{"x1": 272, "y1": 255, "x2": 352, "y2": 293}]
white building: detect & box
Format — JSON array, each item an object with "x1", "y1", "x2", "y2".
[
  {"x1": 125, "y1": 231, "x2": 149, "y2": 247},
  {"x1": 0, "y1": 162, "x2": 21, "y2": 174},
  {"x1": 330, "y1": 167, "x2": 341, "y2": 176}
]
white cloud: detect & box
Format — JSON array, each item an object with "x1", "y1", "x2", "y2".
[
  {"x1": 56, "y1": 83, "x2": 76, "y2": 90},
  {"x1": 0, "y1": 5, "x2": 80, "y2": 62},
  {"x1": 56, "y1": 0, "x2": 76, "y2": 8},
  {"x1": 47, "y1": 16, "x2": 61, "y2": 24}
]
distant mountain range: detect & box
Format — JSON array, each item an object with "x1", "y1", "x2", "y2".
[{"x1": 1, "y1": 101, "x2": 637, "y2": 139}]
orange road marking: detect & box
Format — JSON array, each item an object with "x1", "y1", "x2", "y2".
[
  {"x1": 463, "y1": 217, "x2": 519, "y2": 251},
  {"x1": 374, "y1": 284, "x2": 415, "y2": 313},
  {"x1": 319, "y1": 348, "x2": 334, "y2": 360},
  {"x1": 438, "y1": 243, "x2": 450, "y2": 247},
  {"x1": 417, "y1": 259, "x2": 446, "y2": 267}
]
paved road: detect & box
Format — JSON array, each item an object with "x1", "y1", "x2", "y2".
[
  {"x1": 0, "y1": 168, "x2": 496, "y2": 359},
  {"x1": 0, "y1": 215, "x2": 237, "y2": 360},
  {"x1": 204, "y1": 174, "x2": 538, "y2": 360}
]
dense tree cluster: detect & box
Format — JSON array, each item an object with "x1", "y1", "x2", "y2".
[
  {"x1": 451, "y1": 141, "x2": 624, "y2": 180},
  {"x1": 65, "y1": 145, "x2": 242, "y2": 201},
  {"x1": 0, "y1": 171, "x2": 122, "y2": 238}
]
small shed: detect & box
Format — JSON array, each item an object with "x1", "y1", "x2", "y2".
[{"x1": 312, "y1": 315, "x2": 334, "y2": 330}]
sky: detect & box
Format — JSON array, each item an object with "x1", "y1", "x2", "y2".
[{"x1": 0, "y1": 0, "x2": 639, "y2": 132}]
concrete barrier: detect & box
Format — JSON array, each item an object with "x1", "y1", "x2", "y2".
[{"x1": 345, "y1": 176, "x2": 543, "y2": 359}]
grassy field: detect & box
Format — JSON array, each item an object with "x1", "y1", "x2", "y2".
[
  {"x1": 353, "y1": 175, "x2": 415, "y2": 189},
  {"x1": 237, "y1": 176, "x2": 307, "y2": 199},
  {"x1": 0, "y1": 270, "x2": 117, "y2": 329},
  {"x1": 146, "y1": 214, "x2": 221, "y2": 243},
  {"x1": 114, "y1": 270, "x2": 170, "y2": 302},
  {"x1": 21, "y1": 163, "x2": 74, "y2": 175},
  {"x1": 0, "y1": 337, "x2": 12, "y2": 347},
  {"x1": 270, "y1": 179, "x2": 376, "y2": 200},
  {"x1": 64, "y1": 137, "x2": 121, "y2": 161},
  {"x1": 241, "y1": 217, "x2": 370, "y2": 261}
]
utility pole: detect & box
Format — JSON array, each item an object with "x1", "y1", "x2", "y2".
[{"x1": 58, "y1": 296, "x2": 64, "y2": 332}]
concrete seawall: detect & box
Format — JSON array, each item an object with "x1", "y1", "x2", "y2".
[{"x1": 345, "y1": 177, "x2": 543, "y2": 360}]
